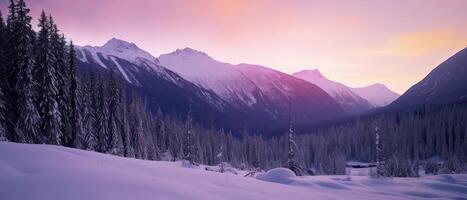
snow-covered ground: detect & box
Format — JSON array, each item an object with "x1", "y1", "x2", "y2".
[{"x1": 1, "y1": 142, "x2": 466, "y2": 200}]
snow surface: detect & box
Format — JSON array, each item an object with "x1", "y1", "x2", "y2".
[
  {"x1": 352, "y1": 83, "x2": 400, "y2": 107},
  {"x1": 1, "y1": 142, "x2": 466, "y2": 200}
]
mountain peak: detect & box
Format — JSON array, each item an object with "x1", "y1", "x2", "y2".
[
  {"x1": 77, "y1": 38, "x2": 159, "y2": 66},
  {"x1": 172, "y1": 47, "x2": 210, "y2": 57},
  {"x1": 102, "y1": 37, "x2": 139, "y2": 51},
  {"x1": 293, "y1": 69, "x2": 325, "y2": 78}
]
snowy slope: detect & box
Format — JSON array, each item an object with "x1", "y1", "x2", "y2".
[
  {"x1": 160, "y1": 48, "x2": 346, "y2": 127},
  {"x1": 1, "y1": 142, "x2": 467, "y2": 200},
  {"x1": 159, "y1": 48, "x2": 259, "y2": 106},
  {"x1": 293, "y1": 69, "x2": 374, "y2": 113},
  {"x1": 76, "y1": 38, "x2": 167, "y2": 86},
  {"x1": 352, "y1": 83, "x2": 400, "y2": 107},
  {"x1": 77, "y1": 38, "x2": 159, "y2": 68}
]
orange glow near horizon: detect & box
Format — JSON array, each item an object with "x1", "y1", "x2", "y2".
[{"x1": 1, "y1": 0, "x2": 466, "y2": 94}]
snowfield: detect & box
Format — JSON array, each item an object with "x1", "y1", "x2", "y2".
[{"x1": 1, "y1": 142, "x2": 466, "y2": 200}]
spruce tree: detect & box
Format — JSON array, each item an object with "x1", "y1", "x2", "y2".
[
  {"x1": 184, "y1": 103, "x2": 197, "y2": 165},
  {"x1": 129, "y1": 94, "x2": 146, "y2": 159},
  {"x1": 49, "y1": 16, "x2": 70, "y2": 146},
  {"x1": 67, "y1": 42, "x2": 84, "y2": 149},
  {"x1": 95, "y1": 73, "x2": 109, "y2": 152},
  {"x1": 106, "y1": 70, "x2": 124, "y2": 155},
  {"x1": 375, "y1": 123, "x2": 389, "y2": 177},
  {"x1": 0, "y1": 86, "x2": 5, "y2": 141},
  {"x1": 287, "y1": 111, "x2": 304, "y2": 176},
  {"x1": 120, "y1": 91, "x2": 134, "y2": 157},
  {"x1": 34, "y1": 11, "x2": 61, "y2": 144},
  {"x1": 12, "y1": 0, "x2": 40, "y2": 143},
  {"x1": 81, "y1": 69, "x2": 97, "y2": 150},
  {"x1": 0, "y1": 11, "x2": 7, "y2": 140}
]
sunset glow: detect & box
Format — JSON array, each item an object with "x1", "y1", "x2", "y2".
[{"x1": 1, "y1": 0, "x2": 466, "y2": 93}]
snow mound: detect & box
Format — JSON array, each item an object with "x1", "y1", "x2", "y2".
[{"x1": 257, "y1": 168, "x2": 296, "y2": 184}]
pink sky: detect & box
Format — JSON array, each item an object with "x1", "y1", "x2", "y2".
[{"x1": 1, "y1": 0, "x2": 467, "y2": 93}]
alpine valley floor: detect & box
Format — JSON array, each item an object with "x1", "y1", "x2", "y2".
[{"x1": 1, "y1": 142, "x2": 466, "y2": 200}]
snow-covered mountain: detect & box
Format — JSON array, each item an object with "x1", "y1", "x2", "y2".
[
  {"x1": 76, "y1": 38, "x2": 164, "y2": 85},
  {"x1": 76, "y1": 38, "x2": 346, "y2": 133},
  {"x1": 293, "y1": 69, "x2": 374, "y2": 114},
  {"x1": 75, "y1": 39, "x2": 240, "y2": 132},
  {"x1": 160, "y1": 48, "x2": 346, "y2": 127},
  {"x1": 159, "y1": 48, "x2": 259, "y2": 107},
  {"x1": 388, "y1": 47, "x2": 467, "y2": 109},
  {"x1": 352, "y1": 83, "x2": 399, "y2": 107}
]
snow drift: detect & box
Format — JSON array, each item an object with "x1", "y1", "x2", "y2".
[{"x1": 1, "y1": 142, "x2": 466, "y2": 200}]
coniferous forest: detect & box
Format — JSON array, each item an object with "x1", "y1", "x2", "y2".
[{"x1": 0, "y1": 0, "x2": 466, "y2": 178}]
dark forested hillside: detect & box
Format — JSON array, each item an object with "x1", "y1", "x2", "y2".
[{"x1": 388, "y1": 47, "x2": 467, "y2": 110}]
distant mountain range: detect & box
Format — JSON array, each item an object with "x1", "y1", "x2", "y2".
[
  {"x1": 75, "y1": 38, "x2": 464, "y2": 133},
  {"x1": 76, "y1": 38, "x2": 346, "y2": 133},
  {"x1": 352, "y1": 84, "x2": 400, "y2": 107},
  {"x1": 159, "y1": 48, "x2": 346, "y2": 128},
  {"x1": 292, "y1": 69, "x2": 400, "y2": 113},
  {"x1": 293, "y1": 69, "x2": 373, "y2": 114}
]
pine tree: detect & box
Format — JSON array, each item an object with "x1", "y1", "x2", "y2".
[
  {"x1": 120, "y1": 91, "x2": 134, "y2": 157},
  {"x1": 34, "y1": 11, "x2": 61, "y2": 144},
  {"x1": 49, "y1": 15, "x2": 70, "y2": 146},
  {"x1": 184, "y1": 103, "x2": 197, "y2": 165},
  {"x1": 0, "y1": 11, "x2": 7, "y2": 140},
  {"x1": 81, "y1": 69, "x2": 97, "y2": 150},
  {"x1": 0, "y1": 86, "x2": 6, "y2": 141},
  {"x1": 375, "y1": 123, "x2": 389, "y2": 177},
  {"x1": 12, "y1": 0, "x2": 40, "y2": 143},
  {"x1": 106, "y1": 70, "x2": 124, "y2": 155},
  {"x1": 287, "y1": 110, "x2": 304, "y2": 176},
  {"x1": 66, "y1": 42, "x2": 84, "y2": 149},
  {"x1": 95, "y1": 73, "x2": 109, "y2": 152},
  {"x1": 217, "y1": 145, "x2": 225, "y2": 173},
  {"x1": 129, "y1": 94, "x2": 146, "y2": 159}
]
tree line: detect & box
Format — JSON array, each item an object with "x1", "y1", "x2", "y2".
[{"x1": 1, "y1": 0, "x2": 465, "y2": 177}]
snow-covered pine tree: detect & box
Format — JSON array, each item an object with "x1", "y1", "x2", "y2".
[
  {"x1": 217, "y1": 145, "x2": 225, "y2": 173},
  {"x1": 184, "y1": 102, "x2": 197, "y2": 165},
  {"x1": 106, "y1": 70, "x2": 124, "y2": 156},
  {"x1": 120, "y1": 91, "x2": 134, "y2": 158},
  {"x1": 49, "y1": 16, "x2": 70, "y2": 146},
  {"x1": 287, "y1": 108, "x2": 305, "y2": 176},
  {"x1": 80, "y1": 69, "x2": 97, "y2": 150},
  {"x1": 0, "y1": 86, "x2": 5, "y2": 141},
  {"x1": 34, "y1": 11, "x2": 62, "y2": 145},
  {"x1": 155, "y1": 109, "x2": 167, "y2": 153},
  {"x1": 129, "y1": 94, "x2": 146, "y2": 159},
  {"x1": 375, "y1": 123, "x2": 389, "y2": 177},
  {"x1": 3, "y1": 1, "x2": 19, "y2": 140},
  {"x1": 95, "y1": 73, "x2": 109, "y2": 152},
  {"x1": 0, "y1": 11, "x2": 7, "y2": 140},
  {"x1": 66, "y1": 42, "x2": 84, "y2": 149},
  {"x1": 12, "y1": 0, "x2": 40, "y2": 143}
]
